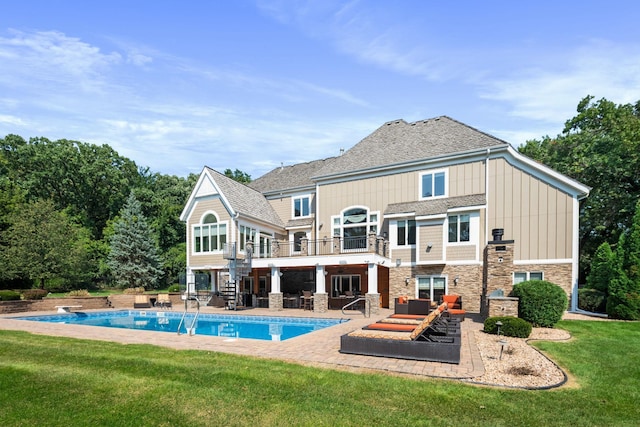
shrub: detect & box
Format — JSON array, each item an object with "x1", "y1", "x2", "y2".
[
  {"x1": 22, "y1": 289, "x2": 49, "y2": 300},
  {"x1": 484, "y1": 316, "x2": 532, "y2": 338},
  {"x1": 168, "y1": 284, "x2": 180, "y2": 292},
  {"x1": 0, "y1": 290, "x2": 21, "y2": 301},
  {"x1": 578, "y1": 288, "x2": 607, "y2": 313},
  {"x1": 123, "y1": 287, "x2": 146, "y2": 294},
  {"x1": 67, "y1": 289, "x2": 91, "y2": 297},
  {"x1": 512, "y1": 280, "x2": 568, "y2": 327}
]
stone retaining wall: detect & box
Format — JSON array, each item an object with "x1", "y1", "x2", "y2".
[{"x1": 0, "y1": 297, "x2": 110, "y2": 314}]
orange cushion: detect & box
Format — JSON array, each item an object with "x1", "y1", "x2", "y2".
[
  {"x1": 442, "y1": 295, "x2": 459, "y2": 304},
  {"x1": 366, "y1": 323, "x2": 416, "y2": 331},
  {"x1": 398, "y1": 296, "x2": 407, "y2": 304}
]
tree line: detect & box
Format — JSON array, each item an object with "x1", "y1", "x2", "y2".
[
  {"x1": 1, "y1": 96, "x2": 639, "y2": 317},
  {"x1": 0, "y1": 134, "x2": 249, "y2": 291},
  {"x1": 519, "y1": 96, "x2": 640, "y2": 319}
]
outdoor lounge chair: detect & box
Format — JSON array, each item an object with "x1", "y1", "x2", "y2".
[
  {"x1": 133, "y1": 295, "x2": 152, "y2": 309},
  {"x1": 441, "y1": 295, "x2": 466, "y2": 320},
  {"x1": 340, "y1": 303, "x2": 461, "y2": 363},
  {"x1": 156, "y1": 293, "x2": 172, "y2": 309}
]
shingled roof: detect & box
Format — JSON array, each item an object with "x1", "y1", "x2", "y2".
[
  {"x1": 385, "y1": 194, "x2": 487, "y2": 217},
  {"x1": 206, "y1": 167, "x2": 284, "y2": 227},
  {"x1": 313, "y1": 116, "x2": 509, "y2": 179},
  {"x1": 248, "y1": 157, "x2": 336, "y2": 194}
]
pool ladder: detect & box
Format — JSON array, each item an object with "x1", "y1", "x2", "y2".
[{"x1": 177, "y1": 297, "x2": 201, "y2": 335}]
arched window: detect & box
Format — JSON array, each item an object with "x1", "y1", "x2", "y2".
[
  {"x1": 193, "y1": 212, "x2": 227, "y2": 253},
  {"x1": 332, "y1": 207, "x2": 379, "y2": 250}
]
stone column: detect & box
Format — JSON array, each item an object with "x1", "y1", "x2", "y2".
[
  {"x1": 269, "y1": 266, "x2": 283, "y2": 311},
  {"x1": 483, "y1": 239, "x2": 515, "y2": 316}
]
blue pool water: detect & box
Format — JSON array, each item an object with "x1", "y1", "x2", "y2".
[{"x1": 15, "y1": 311, "x2": 348, "y2": 341}]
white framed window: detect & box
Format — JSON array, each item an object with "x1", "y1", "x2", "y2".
[
  {"x1": 331, "y1": 275, "x2": 361, "y2": 297},
  {"x1": 239, "y1": 224, "x2": 257, "y2": 252},
  {"x1": 331, "y1": 207, "x2": 380, "y2": 250},
  {"x1": 514, "y1": 271, "x2": 544, "y2": 284},
  {"x1": 292, "y1": 195, "x2": 311, "y2": 218},
  {"x1": 396, "y1": 219, "x2": 416, "y2": 246},
  {"x1": 448, "y1": 214, "x2": 470, "y2": 243},
  {"x1": 420, "y1": 170, "x2": 447, "y2": 199},
  {"x1": 292, "y1": 231, "x2": 307, "y2": 253},
  {"x1": 193, "y1": 212, "x2": 227, "y2": 253},
  {"x1": 417, "y1": 276, "x2": 447, "y2": 301},
  {"x1": 259, "y1": 232, "x2": 273, "y2": 258}
]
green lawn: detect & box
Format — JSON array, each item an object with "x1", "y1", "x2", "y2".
[{"x1": 1, "y1": 320, "x2": 639, "y2": 426}]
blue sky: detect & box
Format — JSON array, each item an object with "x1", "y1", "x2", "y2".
[{"x1": 2, "y1": 1, "x2": 640, "y2": 178}]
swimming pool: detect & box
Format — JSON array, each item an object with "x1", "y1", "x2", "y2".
[{"x1": 14, "y1": 311, "x2": 348, "y2": 341}]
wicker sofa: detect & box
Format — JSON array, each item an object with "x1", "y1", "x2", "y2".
[{"x1": 394, "y1": 297, "x2": 431, "y2": 315}]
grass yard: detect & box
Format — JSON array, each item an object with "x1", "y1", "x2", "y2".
[{"x1": 0, "y1": 320, "x2": 639, "y2": 426}]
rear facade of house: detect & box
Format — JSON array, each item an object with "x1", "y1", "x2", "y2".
[{"x1": 180, "y1": 116, "x2": 590, "y2": 314}]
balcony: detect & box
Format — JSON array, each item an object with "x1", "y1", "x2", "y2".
[{"x1": 254, "y1": 235, "x2": 388, "y2": 259}]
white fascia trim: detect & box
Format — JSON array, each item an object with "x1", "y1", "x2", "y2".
[
  {"x1": 187, "y1": 264, "x2": 228, "y2": 271},
  {"x1": 442, "y1": 260, "x2": 483, "y2": 266},
  {"x1": 385, "y1": 212, "x2": 416, "y2": 219},
  {"x1": 415, "y1": 213, "x2": 447, "y2": 221},
  {"x1": 514, "y1": 259, "x2": 573, "y2": 265},
  {"x1": 262, "y1": 185, "x2": 316, "y2": 199},
  {"x1": 447, "y1": 204, "x2": 486, "y2": 213},
  {"x1": 286, "y1": 225, "x2": 313, "y2": 231},
  {"x1": 504, "y1": 146, "x2": 591, "y2": 198}
]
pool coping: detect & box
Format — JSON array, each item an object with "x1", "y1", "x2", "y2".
[{"x1": 0, "y1": 306, "x2": 485, "y2": 381}]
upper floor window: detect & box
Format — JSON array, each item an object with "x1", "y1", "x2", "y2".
[
  {"x1": 239, "y1": 225, "x2": 256, "y2": 252},
  {"x1": 397, "y1": 219, "x2": 416, "y2": 246},
  {"x1": 448, "y1": 214, "x2": 470, "y2": 243},
  {"x1": 193, "y1": 213, "x2": 227, "y2": 253},
  {"x1": 332, "y1": 207, "x2": 379, "y2": 250},
  {"x1": 420, "y1": 170, "x2": 446, "y2": 199},
  {"x1": 293, "y1": 195, "x2": 311, "y2": 218}
]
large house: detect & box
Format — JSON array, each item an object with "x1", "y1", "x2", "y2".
[{"x1": 180, "y1": 116, "x2": 590, "y2": 314}]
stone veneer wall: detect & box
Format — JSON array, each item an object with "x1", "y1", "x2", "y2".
[
  {"x1": 513, "y1": 263, "x2": 573, "y2": 299},
  {"x1": 389, "y1": 265, "x2": 483, "y2": 312},
  {"x1": 487, "y1": 297, "x2": 519, "y2": 317},
  {"x1": 483, "y1": 241, "x2": 515, "y2": 316}
]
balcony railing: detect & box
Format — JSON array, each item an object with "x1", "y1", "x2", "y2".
[{"x1": 253, "y1": 235, "x2": 388, "y2": 259}]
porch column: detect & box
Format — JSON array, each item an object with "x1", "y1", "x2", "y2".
[
  {"x1": 313, "y1": 265, "x2": 328, "y2": 313},
  {"x1": 186, "y1": 268, "x2": 196, "y2": 295},
  {"x1": 365, "y1": 263, "x2": 380, "y2": 314},
  {"x1": 269, "y1": 266, "x2": 283, "y2": 311}
]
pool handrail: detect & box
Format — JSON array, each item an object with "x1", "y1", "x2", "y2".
[{"x1": 341, "y1": 297, "x2": 370, "y2": 318}]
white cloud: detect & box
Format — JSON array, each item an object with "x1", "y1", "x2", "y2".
[
  {"x1": 0, "y1": 29, "x2": 122, "y2": 93},
  {"x1": 480, "y1": 40, "x2": 640, "y2": 124}
]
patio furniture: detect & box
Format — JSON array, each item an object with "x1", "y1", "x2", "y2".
[
  {"x1": 133, "y1": 295, "x2": 152, "y2": 309},
  {"x1": 156, "y1": 294, "x2": 172, "y2": 309},
  {"x1": 301, "y1": 291, "x2": 313, "y2": 310},
  {"x1": 340, "y1": 304, "x2": 461, "y2": 364},
  {"x1": 394, "y1": 297, "x2": 431, "y2": 315},
  {"x1": 441, "y1": 294, "x2": 466, "y2": 320}
]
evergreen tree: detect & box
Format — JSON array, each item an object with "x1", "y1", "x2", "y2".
[
  {"x1": 586, "y1": 242, "x2": 616, "y2": 293},
  {"x1": 107, "y1": 194, "x2": 162, "y2": 290},
  {"x1": 606, "y1": 200, "x2": 640, "y2": 319}
]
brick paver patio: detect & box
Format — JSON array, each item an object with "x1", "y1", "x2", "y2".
[{"x1": 0, "y1": 307, "x2": 485, "y2": 380}]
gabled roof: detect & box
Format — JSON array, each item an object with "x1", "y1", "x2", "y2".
[
  {"x1": 313, "y1": 116, "x2": 508, "y2": 179},
  {"x1": 385, "y1": 194, "x2": 487, "y2": 217},
  {"x1": 180, "y1": 167, "x2": 285, "y2": 228},
  {"x1": 248, "y1": 157, "x2": 336, "y2": 195}
]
